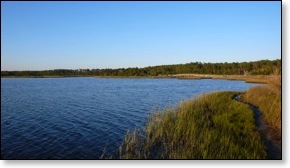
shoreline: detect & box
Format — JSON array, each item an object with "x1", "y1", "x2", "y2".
[
  {"x1": 1, "y1": 74, "x2": 276, "y2": 84},
  {"x1": 173, "y1": 74, "x2": 274, "y2": 84},
  {"x1": 117, "y1": 83, "x2": 281, "y2": 159},
  {"x1": 117, "y1": 91, "x2": 269, "y2": 159}
]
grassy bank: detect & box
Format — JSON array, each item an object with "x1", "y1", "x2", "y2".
[
  {"x1": 243, "y1": 75, "x2": 281, "y2": 143},
  {"x1": 174, "y1": 74, "x2": 272, "y2": 83},
  {"x1": 117, "y1": 92, "x2": 267, "y2": 159}
]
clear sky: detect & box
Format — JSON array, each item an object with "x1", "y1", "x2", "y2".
[{"x1": 1, "y1": 1, "x2": 281, "y2": 71}]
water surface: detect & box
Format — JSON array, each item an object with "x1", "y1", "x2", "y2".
[{"x1": 1, "y1": 77, "x2": 260, "y2": 159}]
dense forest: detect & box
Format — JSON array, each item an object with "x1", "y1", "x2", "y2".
[{"x1": 1, "y1": 59, "x2": 281, "y2": 77}]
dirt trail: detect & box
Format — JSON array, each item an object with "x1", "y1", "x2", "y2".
[{"x1": 234, "y1": 95, "x2": 282, "y2": 159}]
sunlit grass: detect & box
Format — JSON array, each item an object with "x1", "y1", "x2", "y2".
[
  {"x1": 244, "y1": 75, "x2": 281, "y2": 143},
  {"x1": 175, "y1": 74, "x2": 271, "y2": 84},
  {"x1": 117, "y1": 92, "x2": 267, "y2": 159}
]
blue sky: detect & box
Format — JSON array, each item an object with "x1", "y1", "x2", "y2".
[{"x1": 1, "y1": 1, "x2": 281, "y2": 71}]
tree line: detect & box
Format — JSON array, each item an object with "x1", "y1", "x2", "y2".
[{"x1": 1, "y1": 59, "x2": 281, "y2": 77}]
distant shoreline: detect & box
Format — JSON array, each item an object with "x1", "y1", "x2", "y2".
[{"x1": 1, "y1": 74, "x2": 277, "y2": 84}]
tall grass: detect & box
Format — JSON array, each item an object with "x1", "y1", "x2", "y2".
[
  {"x1": 244, "y1": 75, "x2": 281, "y2": 143},
  {"x1": 117, "y1": 92, "x2": 267, "y2": 159},
  {"x1": 175, "y1": 74, "x2": 272, "y2": 84}
]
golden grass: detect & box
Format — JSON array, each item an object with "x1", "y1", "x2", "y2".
[
  {"x1": 243, "y1": 75, "x2": 281, "y2": 143},
  {"x1": 174, "y1": 74, "x2": 272, "y2": 84}
]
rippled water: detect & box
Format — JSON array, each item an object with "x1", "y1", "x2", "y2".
[{"x1": 1, "y1": 77, "x2": 260, "y2": 159}]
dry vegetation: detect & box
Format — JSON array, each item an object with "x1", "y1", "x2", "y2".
[
  {"x1": 243, "y1": 75, "x2": 281, "y2": 143},
  {"x1": 174, "y1": 74, "x2": 272, "y2": 83}
]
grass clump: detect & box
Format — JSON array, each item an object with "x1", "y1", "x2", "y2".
[
  {"x1": 118, "y1": 92, "x2": 267, "y2": 159},
  {"x1": 244, "y1": 75, "x2": 281, "y2": 143}
]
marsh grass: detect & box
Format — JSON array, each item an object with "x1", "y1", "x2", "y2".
[
  {"x1": 117, "y1": 92, "x2": 267, "y2": 159},
  {"x1": 244, "y1": 75, "x2": 281, "y2": 143},
  {"x1": 174, "y1": 74, "x2": 271, "y2": 83}
]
